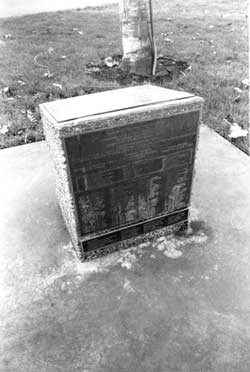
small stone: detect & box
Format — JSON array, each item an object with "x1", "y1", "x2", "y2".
[
  {"x1": 157, "y1": 242, "x2": 166, "y2": 251},
  {"x1": 157, "y1": 237, "x2": 166, "y2": 243},
  {"x1": 163, "y1": 247, "x2": 182, "y2": 258},
  {"x1": 139, "y1": 242, "x2": 150, "y2": 249}
]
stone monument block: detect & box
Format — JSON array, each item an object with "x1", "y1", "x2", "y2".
[{"x1": 40, "y1": 85, "x2": 203, "y2": 260}]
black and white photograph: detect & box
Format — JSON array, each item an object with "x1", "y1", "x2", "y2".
[{"x1": 0, "y1": 0, "x2": 249, "y2": 371}]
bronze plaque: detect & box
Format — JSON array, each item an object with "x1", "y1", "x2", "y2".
[
  {"x1": 64, "y1": 110, "x2": 199, "y2": 246},
  {"x1": 81, "y1": 209, "x2": 189, "y2": 252}
]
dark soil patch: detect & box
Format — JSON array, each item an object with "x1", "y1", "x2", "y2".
[{"x1": 85, "y1": 54, "x2": 190, "y2": 85}]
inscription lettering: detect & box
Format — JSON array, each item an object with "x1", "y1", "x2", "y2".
[{"x1": 65, "y1": 112, "x2": 199, "y2": 236}]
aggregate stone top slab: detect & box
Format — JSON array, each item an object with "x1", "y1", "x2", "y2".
[{"x1": 41, "y1": 84, "x2": 194, "y2": 123}]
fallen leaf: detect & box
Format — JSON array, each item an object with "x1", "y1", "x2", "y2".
[
  {"x1": 228, "y1": 123, "x2": 248, "y2": 138},
  {"x1": 3, "y1": 34, "x2": 12, "y2": 39},
  {"x1": 27, "y1": 110, "x2": 37, "y2": 123},
  {"x1": 3, "y1": 86, "x2": 9, "y2": 94},
  {"x1": 104, "y1": 56, "x2": 119, "y2": 68},
  {"x1": 233, "y1": 95, "x2": 241, "y2": 103},
  {"x1": 234, "y1": 87, "x2": 243, "y2": 93},
  {"x1": 241, "y1": 79, "x2": 249, "y2": 89},
  {"x1": 53, "y1": 83, "x2": 63, "y2": 90},
  {"x1": 86, "y1": 66, "x2": 100, "y2": 73},
  {"x1": 0, "y1": 125, "x2": 8, "y2": 134},
  {"x1": 123, "y1": 279, "x2": 135, "y2": 292},
  {"x1": 48, "y1": 47, "x2": 54, "y2": 54},
  {"x1": 61, "y1": 55, "x2": 67, "y2": 59},
  {"x1": 43, "y1": 71, "x2": 54, "y2": 78},
  {"x1": 17, "y1": 80, "x2": 26, "y2": 86}
]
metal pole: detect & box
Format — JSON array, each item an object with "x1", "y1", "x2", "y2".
[{"x1": 149, "y1": 0, "x2": 157, "y2": 75}]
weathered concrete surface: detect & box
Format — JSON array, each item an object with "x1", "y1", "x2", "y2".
[{"x1": 0, "y1": 125, "x2": 250, "y2": 372}]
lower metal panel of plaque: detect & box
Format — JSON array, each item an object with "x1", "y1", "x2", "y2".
[{"x1": 80, "y1": 208, "x2": 189, "y2": 260}]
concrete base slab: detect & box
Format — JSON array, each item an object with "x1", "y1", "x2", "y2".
[{"x1": 0, "y1": 125, "x2": 250, "y2": 372}]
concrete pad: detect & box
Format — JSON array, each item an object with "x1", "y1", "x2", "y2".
[{"x1": 0, "y1": 125, "x2": 250, "y2": 372}]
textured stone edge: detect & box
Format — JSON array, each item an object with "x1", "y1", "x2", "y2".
[
  {"x1": 189, "y1": 106, "x2": 203, "y2": 209},
  {"x1": 42, "y1": 96, "x2": 204, "y2": 138},
  {"x1": 40, "y1": 106, "x2": 81, "y2": 254}
]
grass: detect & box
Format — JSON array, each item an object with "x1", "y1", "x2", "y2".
[{"x1": 0, "y1": 0, "x2": 248, "y2": 153}]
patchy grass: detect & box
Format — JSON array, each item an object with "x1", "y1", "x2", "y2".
[{"x1": 0, "y1": 0, "x2": 248, "y2": 153}]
